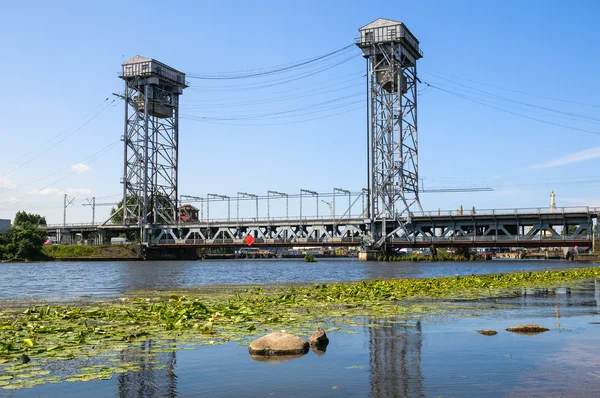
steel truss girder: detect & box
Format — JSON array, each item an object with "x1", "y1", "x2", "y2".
[{"x1": 147, "y1": 219, "x2": 369, "y2": 246}]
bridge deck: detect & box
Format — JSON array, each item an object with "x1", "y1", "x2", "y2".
[{"x1": 42, "y1": 207, "x2": 598, "y2": 249}]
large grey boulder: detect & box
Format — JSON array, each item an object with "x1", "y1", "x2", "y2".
[{"x1": 248, "y1": 332, "x2": 309, "y2": 356}]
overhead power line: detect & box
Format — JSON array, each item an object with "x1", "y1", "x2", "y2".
[
  {"x1": 421, "y1": 67, "x2": 600, "y2": 108},
  {"x1": 422, "y1": 73, "x2": 600, "y2": 123},
  {"x1": 187, "y1": 44, "x2": 355, "y2": 79},
  {"x1": 425, "y1": 82, "x2": 600, "y2": 137},
  {"x1": 1, "y1": 98, "x2": 119, "y2": 176}
]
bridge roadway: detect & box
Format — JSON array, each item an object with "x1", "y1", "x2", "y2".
[{"x1": 43, "y1": 206, "x2": 599, "y2": 250}]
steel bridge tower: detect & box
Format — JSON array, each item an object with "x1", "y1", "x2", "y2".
[
  {"x1": 120, "y1": 56, "x2": 187, "y2": 243},
  {"x1": 356, "y1": 18, "x2": 423, "y2": 248}
]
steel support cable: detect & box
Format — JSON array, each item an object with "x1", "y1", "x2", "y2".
[
  {"x1": 0, "y1": 140, "x2": 120, "y2": 206},
  {"x1": 188, "y1": 55, "x2": 360, "y2": 92},
  {"x1": 425, "y1": 79, "x2": 597, "y2": 125},
  {"x1": 0, "y1": 140, "x2": 121, "y2": 197},
  {"x1": 426, "y1": 83, "x2": 600, "y2": 136},
  {"x1": 1, "y1": 99, "x2": 120, "y2": 176},
  {"x1": 185, "y1": 71, "x2": 365, "y2": 105},
  {"x1": 184, "y1": 91, "x2": 364, "y2": 121},
  {"x1": 0, "y1": 97, "x2": 111, "y2": 171},
  {"x1": 422, "y1": 72, "x2": 600, "y2": 123},
  {"x1": 187, "y1": 44, "x2": 355, "y2": 79},
  {"x1": 182, "y1": 104, "x2": 365, "y2": 127},
  {"x1": 182, "y1": 80, "x2": 364, "y2": 110},
  {"x1": 421, "y1": 67, "x2": 600, "y2": 108},
  {"x1": 182, "y1": 99, "x2": 363, "y2": 123}
]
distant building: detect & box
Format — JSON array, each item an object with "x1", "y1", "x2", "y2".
[
  {"x1": 0, "y1": 219, "x2": 10, "y2": 234},
  {"x1": 179, "y1": 204, "x2": 199, "y2": 223}
]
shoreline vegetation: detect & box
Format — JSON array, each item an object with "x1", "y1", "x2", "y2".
[{"x1": 40, "y1": 245, "x2": 139, "y2": 261}]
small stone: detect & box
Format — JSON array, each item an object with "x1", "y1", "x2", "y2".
[
  {"x1": 248, "y1": 332, "x2": 309, "y2": 356},
  {"x1": 506, "y1": 324, "x2": 549, "y2": 334},
  {"x1": 308, "y1": 328, "x2": 329, "y2": 346},
  {"x1": 477, "y1": 329, "x2": 498, "y2": 336}
]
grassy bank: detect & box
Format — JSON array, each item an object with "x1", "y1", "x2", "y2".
[
  {"x1": 42, "y1": 245, "x2": 139, "y2": 260},
  {"x1": 1, "y1": 266, "x2": 600, "y2": 388}
]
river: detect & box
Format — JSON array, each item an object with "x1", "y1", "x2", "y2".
[
  {"x1": 0, "y1": 258, "x2": 589, "y2": 301},
  {"x1": 2, "y1": 259, "x2": 600, "y2": 397}
]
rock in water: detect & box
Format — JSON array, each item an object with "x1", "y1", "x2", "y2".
[
  {"x1": 308, "y1": 328, "x2": 329, "y2": 346},
  {"x1": 248, "y1": 332, "x2": 309, "y2": 356},
  {"x1": 477, "y1": 329, "x2": 498, "y2": 336},
  {"x1": 506, "y1": 324, "x2": 549, "y2": 334}
]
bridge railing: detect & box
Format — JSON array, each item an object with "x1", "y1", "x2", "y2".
[
  {"x1": 390, "y1": 235, "x2": 591, "y2": 243},
  {"x1": 152, "y1": 237, "x2": 364, "y2": 245},
  {"x1": 410, "y1": 206, "x2": 599, "y2": 218},
  {"x1": 42, "y1": 223, "x2": 103, "y2": 229}
]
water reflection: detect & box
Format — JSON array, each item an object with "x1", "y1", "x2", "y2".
[
  {"x1": 368, "y1": 320, "x2": 423, "y2": 397},
  {"x1": 118, "y1": 341, "x2": 177, "y2": 398}
]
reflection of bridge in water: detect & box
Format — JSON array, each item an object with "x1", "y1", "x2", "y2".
[
  {"x1": 118, "y1": 341, "x2": 177, "y2": 398},
  {"x1": 369, "y1": 320, "x2": 423, "y2": 397}
]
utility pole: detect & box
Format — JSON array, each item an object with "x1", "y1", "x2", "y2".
[
  {"x1": 267, "y1": 191, "x2": 288, "y2": 220},
  {"x1": 238, "y1": 192, "x2": 258, "y2": 221},
  {"x1": 300, "y1": 189, "x2": 318, "y2": 219},
  {"x1": 83, "y1": 197, "x2": 96, "y2": 224},
  {"x1": 208, "y1": 194, "x2": 230, "y2": 221},
  {"x1": 63, "y1": 194, "x2": 75, "y2": 227},
  {"x1": 334, "y1": 187, "x2": 351, "y2": 219}
]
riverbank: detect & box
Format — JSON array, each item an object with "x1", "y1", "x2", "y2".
[{"x1": 41, "y1": 245, "x2": 140, "y2": 261}]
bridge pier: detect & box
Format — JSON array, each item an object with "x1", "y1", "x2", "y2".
[{"x1": 142, "y1": 246, "x2": 198, "y2": 261}]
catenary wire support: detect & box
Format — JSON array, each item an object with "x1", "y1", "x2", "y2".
[
  {"x1": 207, "y1": 193, "x2": 230, "y2": 222},
  {"x1": 238, "y1": 192, "x2": 258, "y2": 221},
  {"x1": 82, "y1": 197, "x2": 96, "y2": 225},
  {"x1": 63, "y1": 194, "x2": 75, "y2": 227},
  {"x1": 268, "y1": 191, "x2": 288, "y2": 220},
  {"x1": 300, "y1": 189, "x2": 318, "y2": 220}
]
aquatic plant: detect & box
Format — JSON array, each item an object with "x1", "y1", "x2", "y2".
[{"x1": 1, "y1": 266, "x2": 600, "y2": 389}]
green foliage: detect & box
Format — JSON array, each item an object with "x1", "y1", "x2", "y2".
[
  {"x1": 0, "y1": 223, "x2": 48, "y2": 261},
  {"x1": 304, "y1": 254, "x2": 317, "y2": 262},
  {"x1": 13, "y1": 211, "x2": 46, "y2": 227},
  {"x1": 42, "y1": 245, "x2": 137, "y2": 259}
]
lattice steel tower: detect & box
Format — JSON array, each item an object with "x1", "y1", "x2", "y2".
[
  {"x1": 356, "y1": 19, "x2": 423, "y2": 246},
  {"x1": 120, "y1": 56, "x2": 187, "y2": 242}
]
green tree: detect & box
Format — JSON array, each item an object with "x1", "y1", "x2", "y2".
[
  {"x1": 13, "y1": 211, "x2": 46, "y2": 227},
  {"x1": 0, "y1": 214, "x2": 48, "y2": 261}
]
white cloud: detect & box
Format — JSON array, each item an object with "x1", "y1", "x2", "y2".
[
  {"x1": 27, "y1": 187, "x2": 92, "y2": 197},
  {"x1": 71, "y1": 163, "x2": 92, "y2": 173},
  {"x1": 0, "y1": 173, "x2": 16, "y2": 190},
  {"x1": 526, "y1": 147, "x2": 600, "y2": 170}
]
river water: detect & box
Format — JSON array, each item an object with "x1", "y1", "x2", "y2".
[
  {"x1": 0, "y1": 258, "x2": 590, "y2": 301},
  {"x1": 2, "y1": 259, "x2": 600, "y2": 397}
]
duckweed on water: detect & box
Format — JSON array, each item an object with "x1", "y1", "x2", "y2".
[{"x1": 1, "y1": 266, "x2": 600, "y2": 389}]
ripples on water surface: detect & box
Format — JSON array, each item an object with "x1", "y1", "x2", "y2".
[
  {"x1": 3, "y1": 260, "x2": 600, "y2": 397},
  {"x1": 0, "y1": 258, "x2": 591, "y2": 300}
]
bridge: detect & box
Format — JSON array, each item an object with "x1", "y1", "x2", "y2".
[
  {"x1": 45, "y1": 206, "x2": 599, "y2": 255},
  {"x1": 41, "y1": 19, "x2": 599, "y2": 258}
]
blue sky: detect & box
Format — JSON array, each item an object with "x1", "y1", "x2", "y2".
[{"x1": 0, "y1": 0, "x2": 599, "y2": 224}]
